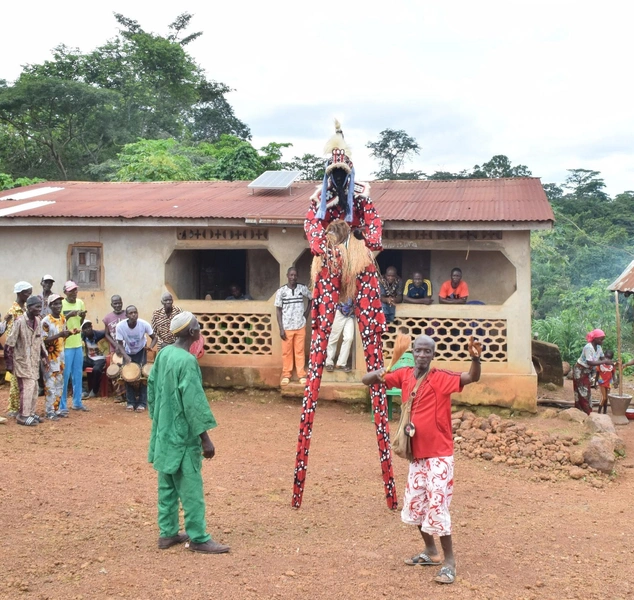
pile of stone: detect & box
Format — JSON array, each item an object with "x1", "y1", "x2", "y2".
[{"x1": 453, "y1": 408, "x2": 626, "y2": 481}]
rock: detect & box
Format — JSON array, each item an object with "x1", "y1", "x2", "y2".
[
  {"x1": 583, "y1": 435, "x2": 615, "y2": 473},
  {"x1": 532, "y1": 339, "x2": 564, "y2": 385},
  {"x1": 452, "y1": 419, "x2": 461, "y2": 433},
  {"x1": 567, "y1": 448, "x2": 584, "y2": 466},
  {"x1": 543, "y1": 382, "x2": 558, "y2": 392},
  {"x1": 585, "y1": 413, "x2": 616, "y2": 435},
  {"x1": 461, "y1": 410, "x2": 476, "y2": 421},
  {"x1": 569, "y1": 466, "x2": 585, "y2": 480},
  {"x1": 471, "y1": 417, "x2": 485, "y2": 430},
  {"x1": 452, "y1": 410, "x2": 464, "y2": 420},
  {"x1": 541, "y1": 408, "x2": 558, "y2": 419},
  {"x1": 558, "y1": 408, "x2": 588, "y2": 423},
  {"x1": 481, "y1": 452, "x2": 494, "y2": 460},
  {"x1": 598, "y1": 432, "x2": 626, "y2": 457},
  {"x1": 562, "y1": 361, "x2": 571, "y2": 376},
  {"x1": 462, "y1": 428, "x2": 487, "y2": 441}
]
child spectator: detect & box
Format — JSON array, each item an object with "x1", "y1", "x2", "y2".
[
  {"x1": 403, "y1": 272, "x2": 433, "y2": 305},
  {"x1": 597, "y1": 349, "x2": 617, "y2": 414},
  {"x1": 41, "y1": 295, "x2": 70, "y2": 419},
  {"x1": 380, "y1": 266, "x2": 404, "y2": 323}
]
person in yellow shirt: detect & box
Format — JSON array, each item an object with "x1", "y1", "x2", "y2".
[{"x1": 60, "y1": 281, "x2": 88, "y2": 413}]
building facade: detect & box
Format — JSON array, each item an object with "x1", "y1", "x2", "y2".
[{"x1": 0, "y1": 178, "x2": 554, "y2": 411}]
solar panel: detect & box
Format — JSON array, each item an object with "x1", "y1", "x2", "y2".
[{"x1": 248, "y1": 171, "x2": 302, "y2": 190}]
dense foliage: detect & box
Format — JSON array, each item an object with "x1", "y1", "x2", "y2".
[
  {"x1": 3, "y1": 21, "x2": 634, "y2": 363},
  {"x1": 0, "y1": 13, "x2": 250, "y2": 181}
]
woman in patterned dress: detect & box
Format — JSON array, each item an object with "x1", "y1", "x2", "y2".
[{"x1": 572, "y1": 328, "x2": 614, "y2": 414}]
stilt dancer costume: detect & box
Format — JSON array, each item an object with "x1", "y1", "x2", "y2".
[{"x1": 292, "y1": 121, "x2": 397, "y2": 509}]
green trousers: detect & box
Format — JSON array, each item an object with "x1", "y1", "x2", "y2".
[{"x1": 157, "y1": 452, "x2": 211, "y2": 544}]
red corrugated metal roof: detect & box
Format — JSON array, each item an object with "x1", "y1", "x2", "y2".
[
  {"x1": 608, "y1": 259, "x2": 634, "y2": 293},
  {"x1": 0, "y1": 178, "x2": 553, "y2": 224}
]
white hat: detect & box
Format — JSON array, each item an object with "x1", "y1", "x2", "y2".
[
  {"x1": 170, "y1": 311, "x2": 194, "y2": 334},
  {"x1": 42, "y1": 274, "x2": 55, "y2": 282},
  {"x1": 13, "y1": 281, "x2": 33, "y2": 294}
]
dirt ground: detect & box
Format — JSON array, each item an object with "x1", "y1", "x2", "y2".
[{"x1": 1, "y1": 380, "x2": 633, "y2": 600}]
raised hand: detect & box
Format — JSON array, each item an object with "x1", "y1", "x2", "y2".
[{"x1": 468, "y1": 336, "x2": 482, "y2": 358}]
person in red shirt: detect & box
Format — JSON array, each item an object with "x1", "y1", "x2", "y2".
[
  {"x1": 363, "y1": 335, "x2": 481, "y2": 585},
  {"x1": 438, "y1": 268, "x2": 469, "y2": 304}
]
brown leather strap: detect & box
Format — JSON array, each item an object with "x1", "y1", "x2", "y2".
[{"x1": 408, "y1": 370, "x2": 428, "y2": 401}]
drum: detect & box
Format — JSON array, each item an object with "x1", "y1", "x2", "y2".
[
  {"x1": 106, "y1": 364, "x2": 121, "y2": 380},
  {"x1": 111, "y1": 353, "x2": 124, "y2": 366},
  {"x1": 121, "y1": 362, "x2": 141, "y2": 384},
  {"x1": 142, "y1": 363, "x2": 152, "y2": 379}
]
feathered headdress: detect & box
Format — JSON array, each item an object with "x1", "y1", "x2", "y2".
[{"x1": 317, "y1": 119, "x2": 355, "y2": 222}]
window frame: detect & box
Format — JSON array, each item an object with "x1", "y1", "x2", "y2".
[{"x1": 68, "y1": 242, "x2": 104, "y2": 291}]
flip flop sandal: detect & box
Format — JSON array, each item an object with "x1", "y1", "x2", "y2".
[
  {"x1": 17, "y1": 416, "x2": 39, "y2": 426},
  {"x1": 325, "y1": 364, "x2": 334, "y2": 372},
  {"x1": 136, "y1": 406, "x2": 146, "y2": 412},
  {"x1": 299, "y1": 378, "x2": 307, "y2": 385},
  {"x1": 280, "y1": 377, "x2": 290, "y2": 386},
  {"x1": 434, "y1": 566, "x2": 456, "y2": 584},
  {"x1": 404, "y1": 552, "x2": 442, "y2": 566}
]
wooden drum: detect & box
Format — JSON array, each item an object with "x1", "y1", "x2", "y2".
[
  {"x1": 141, "y1": 363, "x2": 152, "y2": 379},
  {"x1": 121, "y1": 362, "x2": 141, "y2": 384},
  {"x1": 106, "y1": 364, "x2": 121, "y2": 380}
]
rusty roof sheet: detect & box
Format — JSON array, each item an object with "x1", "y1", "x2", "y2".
[
  {"x1": 0, "y1": 178, "x2": 553, "y2": 224},
  {"x1": 608, "y1": 259, "x2": 634, "y2": 293}
]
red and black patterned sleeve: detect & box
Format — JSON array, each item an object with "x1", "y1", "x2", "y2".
[
  {"x1": 304, "y1": 196, "x2": 327, "y2": 256},
  {"x1": 356, "y1": 195, "x2": 383, "y2": 251}
]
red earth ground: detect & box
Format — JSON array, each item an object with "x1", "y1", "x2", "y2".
[{"x1": 0, "y1": 379, "x2": 633, "y2": 600}]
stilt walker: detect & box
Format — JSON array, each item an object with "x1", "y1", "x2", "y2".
[{"x1": 292, "y1": 121, "x2": 397, "y2": 509}]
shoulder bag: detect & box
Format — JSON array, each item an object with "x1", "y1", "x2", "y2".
[{"x1": 391, "y1": 373, "x2": 427, "y2": 461}]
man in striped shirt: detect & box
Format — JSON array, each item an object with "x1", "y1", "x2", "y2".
[
  {"x1": 274, "y1": 267, "x2": 312, "y2": 386},
  {"x1": 150, "y1": 293, "x2": 183, "y2": 352}
]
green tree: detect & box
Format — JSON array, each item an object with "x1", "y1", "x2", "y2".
[
  {"x1": 258, "y1": 142, "x2": 293, "y2": 172},
  {"x1": 471, "y1": 155, "x2": 532, "y2": 178},
  {"x1": 285, "y1": 154, "x2": 326, "y2": 180},
  {"x1": 0, "y1": 173, "x2": 45, "y2": 190},
  {"x1": 367, "y1": 129, "x2": 420, "y2": 178},
  {"x1": 99, "y1": 139, "x2": 200, "y2": 182},
  {"x1": 0, "y1": 13, "x2": 250, "y2": 180},
  {"x1": 0, "y1": 76, "x2": 119, "y2": 179},
  {"x1": 96, "y1": 135, "x2": 293, "y2": 182},
  {"x1": 425, "y1": 170, "x2": 470, "y2": 180}
]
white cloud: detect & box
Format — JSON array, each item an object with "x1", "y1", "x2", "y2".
[{"x1": 2, "y1": 0, "x2": 633, "y2": 192}]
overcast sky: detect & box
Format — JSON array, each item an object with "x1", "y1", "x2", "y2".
[{"x1": 2, "y1": 1, "x2": 632, "y2": 194}]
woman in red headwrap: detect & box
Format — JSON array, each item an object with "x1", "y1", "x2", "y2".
[{"x1": 572, "y1": 329, "x2": 614, "y2": 414}]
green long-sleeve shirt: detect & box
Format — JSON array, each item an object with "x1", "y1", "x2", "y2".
[{"x1": 147, "y1": 345, "x2": 217, "y2": 474}]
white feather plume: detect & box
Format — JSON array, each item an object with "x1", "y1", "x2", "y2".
[{"x1": 323, "y1": 118, "x2": 351, "y2": 157}]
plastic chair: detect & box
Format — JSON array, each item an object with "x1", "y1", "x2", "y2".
[{"x1": 374, "y1": 351, "x2": 415, "y2": 421}]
